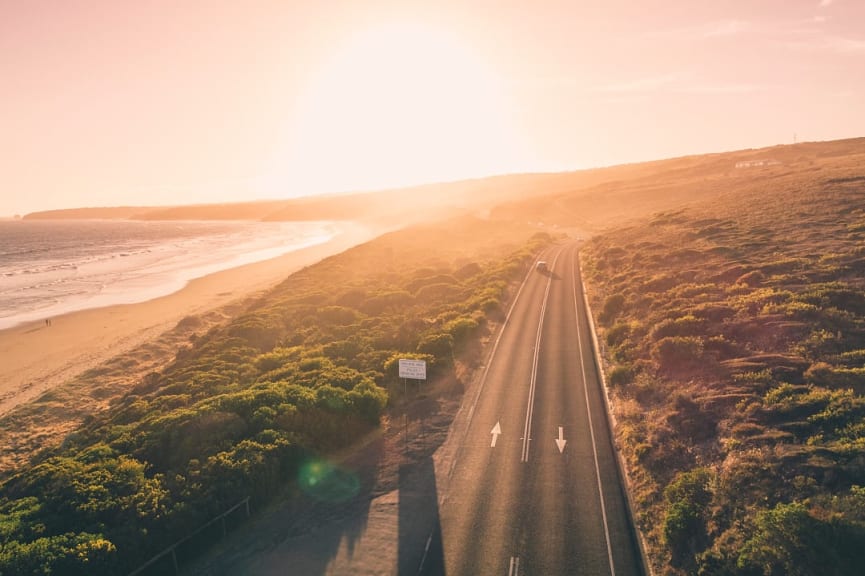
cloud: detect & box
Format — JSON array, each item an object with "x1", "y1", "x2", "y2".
[
  {"x1": 683, "y1": 83, "x2": 766, "y2": 95},
  {"x1": 819, "y1": 0, "x2": 833, "y2": 7},
  {"x1": 785, "y1": 34, "x2": 865, "y2": 53},
  {"x1": 593, "y1": 75, "x2": 767, "y2": 98},
  {"x1": 640, "y1": 19, "x2": 753, "y2": 42},
  {"x1": 594, "y1": 74, "x2": 678, "y2": 93},
  {"x1": 828, "y1": 36, "x2": 865, "y2": 52},
  {"x1": 703, "y1": 19, "x2": 750, "y2": 38}
]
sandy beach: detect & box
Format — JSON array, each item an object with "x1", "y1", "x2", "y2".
[{"x1": 0, "y1": 222, "x2": 377, "y2": 418}]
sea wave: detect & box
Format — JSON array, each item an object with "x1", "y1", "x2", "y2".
[{"x1": 0, "y1": 220, "x2": 338, "y2": 330}]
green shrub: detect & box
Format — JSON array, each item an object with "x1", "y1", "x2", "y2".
[
  {"x1": 0, "y1": 221, "x2": 554, "y2": 572},
  {"x1": 605, "y1": 322, "x2": 632, "y2": 348},
  {"x1": 663, "y1": 467, "x2": 713, "y2": 564},
  {"x1": 417, "y1": 333, "x2": 454, "y2": 361},
  {"x1": 0, "y1": 532, "x2": 118, "y2": 576},
  {"x1": 347, "y1": 380, "x2": 388, "y2": 423},
  {"x1": 736, "y1": 501, "x2": 865, "y2": 575},
  {"x1": 315, "y1": 306, "x2": 362, "y2": 326},
  {"x1": 444, "y1": 316, "x2": 480, "y2": 349},
  {"x1": 599, "y1": 293, "x2": 626, "y2": 325},
  {"x1": 652, "y1": 336, "x2": 704, "y2": 371},
  {"x1": 650, "y1": 315, "x2": 706, "y2": 340},
  {"x1": 608, "y1": 364, "x2": 634, "y2": 387}
]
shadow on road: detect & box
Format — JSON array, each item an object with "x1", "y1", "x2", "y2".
[
  {"x1": 183, "y1": 434, "x2": 385, "y2": 576},
  {"x1": 536, "y1": 269, "x2": 561, "y2": 280},
  {"x1": 276, "y1": 395, "x2": 450, "y2": 575},
  {"x1": 398, "y1": 455, "x2": 445, "y2": 576},
  {"x1": 185, "y1": 385, "x2": 459, "y2": 575}
]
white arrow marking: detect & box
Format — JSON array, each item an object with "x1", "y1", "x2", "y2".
[
  {"x1": 490, "y1": 422, "x2": 502, "y2": 448},
  {"x1": 555, "y1": 426, "x2": 567, "y2": 453}
]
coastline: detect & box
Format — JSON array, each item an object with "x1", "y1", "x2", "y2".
[{"x1": 0, "y1": 221, "x2": 377, "y2": 417}]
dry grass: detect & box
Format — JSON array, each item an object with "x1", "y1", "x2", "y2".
[{"x1": 582, "y1": 138, "x2": 865, "y2": 574}]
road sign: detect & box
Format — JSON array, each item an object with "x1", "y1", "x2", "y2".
[{"x1": 398, "y1": 358, "x2": 427, "y2": 380}]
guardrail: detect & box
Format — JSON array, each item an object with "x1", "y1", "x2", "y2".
[{"x1": 128, "y1": 496, "x2": 250, "y2": 576}]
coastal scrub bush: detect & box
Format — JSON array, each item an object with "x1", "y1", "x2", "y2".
[
  {"x1": 315, "y1": 306, "x2": 362, "y2": 326},
  {"x1": 583, "y1": 159, "x2": 865, "y2": 574},
  {"x1": 443, "y1": 316, "x2": 480, "y2": 350},
  {"x1": 598, "y1": 293, "x2": 626, "y2": 325},
  {"x1": 0, "y1": 532, "x2": 117, "y2": 576},
  {"x1": 417, "y1": 332, "x2": 454, "y2": 362},
  {"x1": 415, "y1": 282, "x2": 464, "y2": 302},
  {"x1": 0, "y1": 218, "x2": 553, "y2": 573},
  {"x1": 734, "y1": 500, "x2": 865, "y2": 575},
  {"x1": 652, "y1": 336, "x2": 704, "y2": 372},
  {"x1": 358, "y1": 290, "x2": 414, "y2": 315},
  {"x1": 663, "y1": 467, "x2": 713, "y2": 564},
  {"x1": 346, "y1": 380, "x2": 388, "y2": 423},
  {"x1": 650, "y1": 315, "x2": 706, "y2": 340},
  {"x1": 605, "y1": 321, "x2": 631, "y2": 348},
  {"x1": 608, "y1": 364, "x2": 634, "y2": 387}
]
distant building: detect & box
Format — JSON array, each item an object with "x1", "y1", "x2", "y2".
[{"x1": 735, "y1": 159, "x2": 782, "y2": 168}]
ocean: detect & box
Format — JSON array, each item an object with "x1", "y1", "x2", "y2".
[{"x1": 0, "y1": 219, "x2": 337, "y2": 330}]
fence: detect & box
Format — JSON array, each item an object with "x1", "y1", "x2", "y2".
[{"x1": 128, "y1": 496, "x2": 250, "y2": 576}]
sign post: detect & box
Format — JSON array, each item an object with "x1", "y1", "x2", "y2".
[{"x1": 398, "y1": 359, "x2": 427, "y2": 449}]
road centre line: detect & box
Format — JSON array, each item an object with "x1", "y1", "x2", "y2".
[
  {"x1": 448, "y1": 246, "x2": 552, "y2": 481},
  {"x1": 570, "y1": 247, "x2": 616, "y2": 576},
  {"x1": 438, "y1": 244, "x2": 562, "y2": 574},
  {"x1": 520, "y1": 248, "x2": 560, "y2": 463},
  {"x1": 508, "y1": 555, "x2": 520, "y2": 576}
]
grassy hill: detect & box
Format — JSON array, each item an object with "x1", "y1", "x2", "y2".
[
  {"x1": 0, "y1": 216, "x2": 553, "y2": 575},
  {"x1": 582, "y1": 139, "x2": 865, "y2": 574},
  {"x1": 28, "y1": 138, "x2": 864, "y2": 231},
  {"x1": 8, "y1": 136, "x2": 865, "y2": 574},
  {"x1": 22, "y1": 175, "x2": 566, "y2": 225}
]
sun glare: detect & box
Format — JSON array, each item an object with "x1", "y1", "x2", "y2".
[{"x1": 266, "y1": 20, "x2": 522, "y2": 196}]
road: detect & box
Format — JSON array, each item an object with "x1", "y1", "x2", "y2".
[{"x1": 433, "y1": 241, "x2": 644, "y2": 575}]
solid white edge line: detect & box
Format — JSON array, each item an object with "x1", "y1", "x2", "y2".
[
  {"x1": 571, "y1": 245, "x2": 617, "y2": 576},
  {"x1": 416, "y1": 533, "x2": 434, "y2": 576}
]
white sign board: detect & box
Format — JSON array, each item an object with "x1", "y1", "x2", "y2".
[{"x1": 398, "y1": 359, "x2": 427, "y2": 380}]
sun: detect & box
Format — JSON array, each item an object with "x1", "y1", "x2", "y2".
[{"x1": 266, "y1": 20, "x2": 523, "y2": 196}]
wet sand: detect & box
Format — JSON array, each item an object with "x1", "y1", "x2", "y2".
[{"x1": 0, "y1": 222, "x2": 377, "y2": 417}]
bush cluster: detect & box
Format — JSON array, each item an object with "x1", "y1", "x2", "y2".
[
  {"x1": 584, "y1": 179, "x2": 865, "y2": 574},
  {"x1": 0, "y1": 219, "x2": 553, "y2": 574}
]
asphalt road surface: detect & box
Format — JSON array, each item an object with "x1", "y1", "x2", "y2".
[{"x1": 433, "y1": 241, "x2": 644, "y2": 575}]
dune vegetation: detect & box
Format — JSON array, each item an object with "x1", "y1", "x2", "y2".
[
  {"x1": 6, "y1": 137, "x2": 865, "y2": 575},
  {"x1": 0, "y1": 216, "x2": 553, "y2": 575},
  {"x1": 583, "y1": 149, "x2": 865, "y2": 574}
]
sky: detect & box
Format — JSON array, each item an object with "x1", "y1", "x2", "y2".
[{"x1": 2, "y1": 0, "x2": 864, "y2": 216}]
